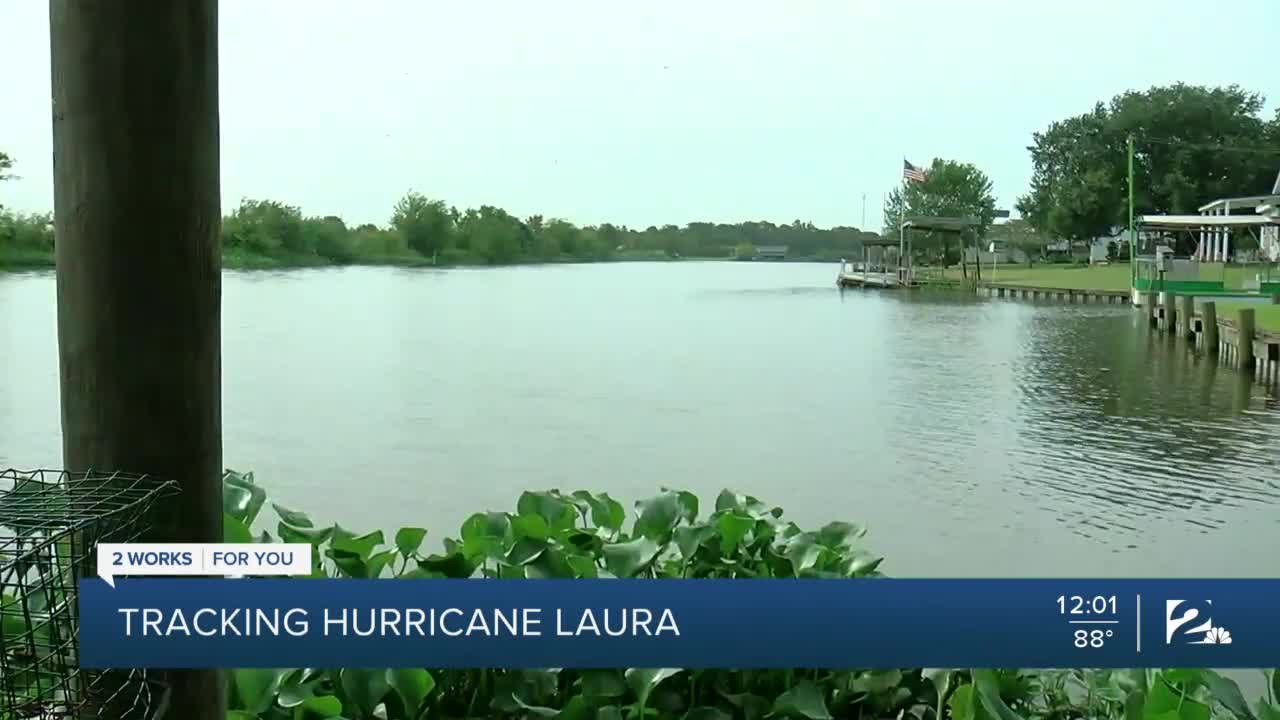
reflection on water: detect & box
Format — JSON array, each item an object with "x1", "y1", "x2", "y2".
[{"x1": 2, "y1": 263, "x2": 1278, "y2": 578}]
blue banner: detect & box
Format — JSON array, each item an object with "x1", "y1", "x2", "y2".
[{"x1": 79, "y1": 578, "x2": 1280, "y2": 668}]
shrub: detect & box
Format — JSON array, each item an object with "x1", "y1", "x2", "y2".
[{"x1": 220, "y1": 471, "x2": 1280, "y2": 720}]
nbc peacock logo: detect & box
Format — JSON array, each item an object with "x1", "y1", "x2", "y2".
[{"x1": 1166, "y1": 600, "x2": 1232, "y2": 645}]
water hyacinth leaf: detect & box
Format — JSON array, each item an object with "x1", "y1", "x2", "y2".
[
  {"x1": 462, "y1": 512, "x2": 511, "y2": 541},
  {"x1": 603, "y1": 537, "x2": 662, "y2": 577},
  {"x1": 674, "y1": 525, "x2": 714, "y2": 559},
  {"x1": 816, "y1": 521, "x2": 864, "y2": 550},
  {"x1": 386, "y1": 668, "x2": 434, "y2": 714},
  {"x1": 223, "y1": 470, "x2": 266, "y2": 525},
  {"x1": 844, "y1": 552, "x2": 884, "y2": 577},
  {"x1": 676, "y1": 490, "x2": 699, "y2": 523},
  {"x1": 417, "y1": 551, "x2": 477, "y2": 578},
  {"x1": 565, "y1": 554, "x2": 598, "y2": 578},
  {"x1": 772, "y1": 680, "x2": 833, "y2": 719},
  {"x1": 326, "y1": 548, "x2": 368, "y2": 578},
  {"x1": 527, "y1": 547, "x2": 576, "y2": 578},
  {"x1": 1273, "y1": 670, "x2": 1280, "y2": 706},
  {"x1": 785, "y1": 534, "x2": 823, "y2": 573},
  {"x1": 566, "y1": 529, "x2": 604, "y2": 554},
  {"x1": 714, "y1": 489, "x2": 743, "y2": 513},
  {"x1": 1258, "y1": 704, "x2": 1280, "y2": 720},
  {"x1": 1192, "y1": 671, "x2": 1255, "y2": 720},
  {"x1": 949, "y1": 684, "x2": 976, "y2": 720},
  {"x1": 1148, "y1": 676, "x2": 1196, "y2": 717},
  {"x1": 1126, "y1": 689, "x2": 1146, "y2": 720},
  {"x1": 276, "y1": 679, "x2": 323, "y2": 708},
  {"x1": 302, "y1": 695, "x2": 343, "y2": 717},
  {"x1": 625, "y1": 668, "x2": 684, "y2": 708},
  {"x1": 635, "y1": 492, "x2": 682, "y2": 539},
  {"x1": 331, "y1": 529, "x2": 385, "y2": 561},
  {"x1": 394, "y1": 527, "x2": 428, "y2": 557},
  {"x1": 513, "y1": 513, "x2": 551, "y2": 541},
  {"x1": 570, "y1": 491, "x2": 626, "y2": 533},
  {"x1": 233, "y1": 668, "x2": 281, "y2": 715},
  {"x1": 853, "y1": 670, "x2": 903, "y2": 695},
  {"x1": 224, "y1": 514, "x2": 253, "y2": 544},
  {"x1": 513, "y1": 696, "x2": 560, "y2": 717},
  {"x1": 555, "y1": 695, "x2": 594, "y2": 720},
  {"x1": 278, "y1": 523, "x2": 333, "y2": 546},
  {"x1": 972, "y1": 670, "x2": 1025, "y2": 720},
  {"x1": 272, "y1": 503, "x2": 313, "y2": 529},
  {"x1": 580, "y1": 669, "x2": 627, "y2": 698},
  {"x1": 517, "y1": 491, "x2": 577, "y2": 532},
  {"x1": 366, "y1": 550, "x2": 396, "y2": 579},
  {"x1": 717, "y1": 512, "x2": 754, "y2": 554},
  {"x1": 717, "y1": 692, "x2": 764, "y2": 716},
  {"x1": 498, "y1": 562, "x2": 526, "y2": 578},
  {"x1": 507, "y1": 538, "x2": 547, "y2": 565},
  {"x1": 685, "y1": 708, "x2": 733, "y2": 720},
  {"x1": 340, "y1": 668, "x2": 389, "y2": 717},
  {"x1": 596, "y1": 707, "x2": 624, "y2": 720},
  {"x1": 225, "y1": 712, "x2": 259, "y2": 720}
]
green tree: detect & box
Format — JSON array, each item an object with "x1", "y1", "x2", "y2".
[
  {"x1": 305, "y1": 215, "x2": 355, "y2": 262},
  {"x1": 391, "y1": 191, "x2": 454, "y2": 258},
  {"x1": 0, "y1": 150, "x2": 13, "y2": 183},
  {"x1": 221, "y1": 198, "x2": 305, "y2": 254},
  {"x1": 882, "y1": 158, "x2": 997, "y2": 268},
  {"x1": 734, "y1": 242, "x2": 755, "y2": 259},
  {"x1": 1019, "y1": 83, "x2": 1278, "y2": 247}
]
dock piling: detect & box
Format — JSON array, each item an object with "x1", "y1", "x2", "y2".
[
  {"x1": 1178, "y1": 295, "x2": 1194, "y2": 339},
  {"x1": 1202, "y1": 302, "x2": 1218, "y2": 355},
  {"x1": 1238, "y1": 307, "x2": 1256, "y2": 372}
]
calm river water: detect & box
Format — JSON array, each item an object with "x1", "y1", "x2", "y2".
[{"x1": 2, "y1": 262, "x2": 1278, "y2": 578}]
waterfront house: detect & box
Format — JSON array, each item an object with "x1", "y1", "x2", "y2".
[
  {"x1": 755, "y1": 245, "x2": 788, "y2": 261},
  {"x1": 1194, "y1": 167, "x2": 1280, "y2": 262}
]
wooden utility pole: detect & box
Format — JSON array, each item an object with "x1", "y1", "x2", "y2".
[{"x1": 50, "y1": 1, "x2": 224, "y2": 717}]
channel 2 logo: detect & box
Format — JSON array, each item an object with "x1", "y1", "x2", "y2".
[{"x1": 1165, "y1": 600, "x2": 1232, "y2": 645}]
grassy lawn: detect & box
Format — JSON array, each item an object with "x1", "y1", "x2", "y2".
[
  {"x1": 929, "y1": 262, "x2": 1280, "y2": 293},
  {"x1": 931, "y1": 263, "x2": 1134, "y2": 291},
  {"x1": 1211, "y1": 301, "x2": 1280, "y2": 334}
]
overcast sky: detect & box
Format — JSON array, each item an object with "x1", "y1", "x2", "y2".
[{"x1": 0, "y1": 1, "x2": 1275, "y2": 230}]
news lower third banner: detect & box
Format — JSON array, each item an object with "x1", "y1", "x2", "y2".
[{"x1": 79, "y1": 579, "x2": 1280, "y2": 668}]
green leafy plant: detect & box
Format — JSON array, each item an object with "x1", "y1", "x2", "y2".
[{"x1": 214, "y1": 471, "x2": 1278, "y2": 720}]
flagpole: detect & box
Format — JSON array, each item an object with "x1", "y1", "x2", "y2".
[{"x1": 899, "y1": 158, "x2": 906, "y2": 283}]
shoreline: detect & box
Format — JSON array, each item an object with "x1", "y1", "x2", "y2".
[{"x1": 0, "y1": 251, "x2": 851, "y2": 272}]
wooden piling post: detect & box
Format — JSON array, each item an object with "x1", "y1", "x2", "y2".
[
  {"x1": 1238, "y1": 307, "x2": 1256, "y2": 372},
  {"x1": 1161, "y1": 292, "x2": 1176, "y2": 331},
  {"x1": 1144, "y1": 293, "x2": 1157, "y2": 326},
  {"x1": 50, "y1": 0, "x2": 223, "y2": 716},
  {"x1": 1178, "y1": 295, "x2": 1194, "y2": 339},
  {"x1": 1202, "y1": 301, "x2": 1218, "y2": 355}
]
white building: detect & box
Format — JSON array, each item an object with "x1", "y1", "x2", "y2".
[{"x1": 1195, "y1": 167, "x2": 1280, "y2": 262}]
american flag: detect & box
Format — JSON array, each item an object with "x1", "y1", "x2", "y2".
[{"x1": 903, "y1": 159, "x2": 927, "y2": 183}]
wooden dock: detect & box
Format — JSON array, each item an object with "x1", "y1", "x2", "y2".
[
  {"x1": 979, "y1": 284, "x2": 1132, "y2": 304},
  {"x1": 837, "y1": 270, "x2": 902, "y2": 289}
]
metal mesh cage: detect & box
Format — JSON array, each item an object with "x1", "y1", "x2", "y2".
[{"x1": 0, "y1": 469, "x2": 178, "y2": 720}]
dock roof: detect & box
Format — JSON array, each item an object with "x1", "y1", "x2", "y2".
[
  {"x1": 901, "y1": 216, "x2": 981, "y2": 233},
  {"x1": 1136, "y1": 214, "x2": 1280, "y2": 230}
]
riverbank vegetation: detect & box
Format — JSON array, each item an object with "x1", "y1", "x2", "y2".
[
  {"x1": 1017, "y1": 84, "x2": 1280, "y2": 252},
  {"x1": 216, "y1": 470, "x2": 1280, "y2": 720},
  {"x1": 884, "y1": 83, "x2": 1278, "y2": 270},
  {"x1": 0, "y1": 161, "x2": 877, "y2": 270}
]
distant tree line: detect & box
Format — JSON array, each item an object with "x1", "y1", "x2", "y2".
[
  {"x1": 2, "y1": 153, "x2": 878, "y2": 269},
  {"x1": 1017, "y1": 83, "x2": 1280, "y2": 254}
]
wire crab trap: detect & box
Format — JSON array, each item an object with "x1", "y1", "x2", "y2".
[{"x1": 0, "y1": 469, "x2": 179, "y2": 720}]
